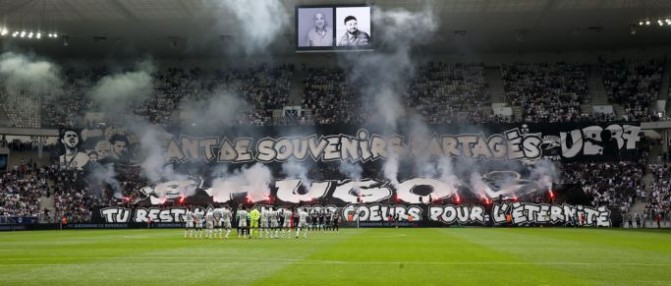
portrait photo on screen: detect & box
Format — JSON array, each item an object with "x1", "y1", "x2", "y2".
[
  {"x1": 335, "y1": 6, "x2": 372, "y2": 48},
  {"x1": 297, "y1": 7, "x2": 335, "y2": 48}
]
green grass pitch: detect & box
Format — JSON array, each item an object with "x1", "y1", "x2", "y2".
[{"x1": 1, "y1": 228, "x2": 670, "y2": 285}]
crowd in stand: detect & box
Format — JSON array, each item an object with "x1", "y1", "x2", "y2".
[
  {"x1": 602, "y1": 58, "x2": 663, "y2": 122},
  {"x1": 1, "y1": 59, "x2": 670, "y2": 224},
  {"x1": 41, "y1": 67, "x2": 101, "y2": 129},
  {"x1": 2, "y1": 59, "x2": 668, "y2": 128},
  {"x1": 301, "y1": 67, "x2": 363, "y2": 124},
  {"x1": 301, "y1": 62, "x2": 490, "y2": 124},
  {"x1": 407, "y1": 62, "x2": 489, "y2": 123},
  {"x1": 0, "y1": 167, "x2": 48, "y2": 222},
  {"x1": 50, "y1": 168, "x2": 99, "y2": 223},
  {"x1": 35, "y1": 64, "x2": 295, "y2": 129},
  {"x1": 561, "y1": 161, "x2": 644, "y2": 215},
  {"x1": 501, "y1": 63, "x2": 590, "y2": 123},
  {"x1": 0, "y1": 158, "x2": 116, "y2": 223},
  {"x1": 645, "y1": 164, "x2": 670, "y2": 222}
]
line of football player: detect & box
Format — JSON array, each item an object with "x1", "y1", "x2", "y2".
[{"x1": 183, "y1": 206, "x2": 340, "y2": 239}]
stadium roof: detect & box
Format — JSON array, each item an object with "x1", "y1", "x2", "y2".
[{"x1": 1, "y1": 0, "x2": 670, "y2": 58}]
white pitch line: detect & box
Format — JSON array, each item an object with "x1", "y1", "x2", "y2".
[{"x1": 4, "y1": 258, "x2": 670, "y2": 267}]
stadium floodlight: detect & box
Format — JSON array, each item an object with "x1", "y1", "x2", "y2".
[
  {"x1": 12, "y1": 31, "x2": 18, "y2": 37},
  {"x1": 53, "y1": 32, "x2": 58, "y2": 38},
  {"x1": 646, "y1": 20, "x2": 651, "y2": 25},
  {"x1": 19, "y1": 31, "x2": 25, "y2": 38},
  {"x1": 639, "y1": 21, "x2": 644, "y2": 26},
  {"x1": 666, "y1": 19, "x2": 671, "y2": 25},
  {"x1": 36, "y1": 32, "x2": 41, "y2": 39},
  {"x1": 28, "y1": 32, "x2": 33, "y2": 38},
  {"x1": 658, "y1": 20, "x2": 664, "y2": 26},
  {"x1": 0, "y1": 28, "x2": 7, "y2": 36}
]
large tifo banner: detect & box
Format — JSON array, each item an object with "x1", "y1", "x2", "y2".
[
  {"x1": 80, "y1": 122, "x2": 635, "y2": 227},
  {"x1": 161, "y1": 122, "x2": 640, "y2": 163},
  {"x1": 96, "y1": 203, "x2": 612, "y2": 227}
]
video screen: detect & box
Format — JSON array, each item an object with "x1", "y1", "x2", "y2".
[{"x1": 296, "y1": 5, "x2": 373, "y2": 52}]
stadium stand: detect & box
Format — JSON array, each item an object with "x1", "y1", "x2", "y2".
[
  {"x1": 601, "y1": 58, "x2": 663, "y2": 121},
  {"x1": 0, "y1": 170, "x2": 47, "y2": 218},
  {"x1": 0, "y1": 58, "x2": 667, "y2": 225},
  {"x1": 0, "y1": 59, "x2": 663, "y2": 129},
  {"x1": 645, "y1": 164, "x2": 670, "y2": 223},
  {"x1": 301, "y1": 62, "x2": 490, "y2": 125},
  {"x1": 34, "y1": 64, "x2": 295, "y2": 129},
  {"x1": 407, "y1": 62, "x2": 490, "y2": 123},
  {"x1": 561, "y1": 161, "x2": 643, "y2": 215},
  {"x1": 501, "y1": 62, "x2": 590, "y2": 123}
]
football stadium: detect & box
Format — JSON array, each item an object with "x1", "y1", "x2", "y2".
[{"x1": 0, "y1": 0, "x2": 670, "y2": 285}]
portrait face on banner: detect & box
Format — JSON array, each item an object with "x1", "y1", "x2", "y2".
[{"x1": 59, "y1": 128, "x2": 90, "y2": 170}]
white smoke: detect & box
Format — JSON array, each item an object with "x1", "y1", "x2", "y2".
[
  {"x1": 529, "y1": 159, "x2": 559, "y2": 191},
  {"x1": 209, "y1": 163, "x2": 273, "y2": 202},
  {"x1": 339, "y1": 161, "x2": 363, "y2": 181},
  {"x1": 85, "y1": 59, "x2": 184, "y2": 185},
  {"x1": 344, "y1": 4, "x2": 439, "y2": 129},
  {"x1": 341, "y1": 5, "x2": 438, "y2": 186},
  {"x1": 282, "y1": 159, "x2": 311, "y2": 189},
  {"x1": 88, "y1": 59, "x2": 155, "y2": 114},
  {"x1": 374, "y1": 5, "x2": 440, "y2": 50},
  {"x1": 87, "y1": 163, "x2": 121, "y2": 198},
  {"x1": 132, "y1": 122, "x2": 175, "y2": 183},
  {"x1": 408, "y1": 115, "x2": 437, "y2": 177},
  {"x1": 217, "y1": 0, "x2": 289, "y2": 55},
  {"x1": 437, "y1": 156, "x2": 460, "y2": 188},
  {"x1": 0, "y1": 52, "x2": 63, "y2": 119},
  {"x1": 180, "y1": 89, "x2": 249, "y2": 128},
  {"x1": 384, "y1": 152, "x2": 400, "y2": 188},
  {"x1": 469, "y1": 172, "x2": 490, "y2": 199},
  {"x1": 0, "y1": 52, "x2": 63, "y2": 93}
]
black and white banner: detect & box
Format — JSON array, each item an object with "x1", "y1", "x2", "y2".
[
  {"x1": 159, "y1": 123, "x2": 640, "y2": 163},
  {"x1": 77, "y1": 122, "x2": 641, "y2": 165},
  {"x1": 95, "y1": 203, "x2": 611, "y2": 227}
]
